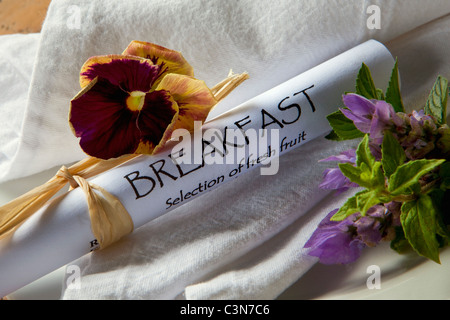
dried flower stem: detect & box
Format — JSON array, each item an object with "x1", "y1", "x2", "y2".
[{"x1": 211, "y1": 70, "x2": 249, "y2": 103}]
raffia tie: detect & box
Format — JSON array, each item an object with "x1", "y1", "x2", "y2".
[
  {"x1": 56, "y1": 166, "x2": 134, "y2": 249},
  {"x1": 0, "y1": 155, "x2": 138, "y2": 249}
]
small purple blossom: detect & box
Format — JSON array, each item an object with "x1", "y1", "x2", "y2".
[
  {"x1": 398, "y1": 110, "x2": 439, "y2": 160},
  {"x1": 319, "y1": 149, "x2": 358, "y2": 193},
  {"x1": 340, "y1": 94, "x2": 375, "y2": 133},
  {"x1": 370, "y1": 100, "x2": 403, "y2": 144},
  {"x1": 354, "y1": 205, "x2": 385, "y2": 247},
  {"x1": 305, "y1": 203, "x2": 401, "y2": 264},
  {"x1": 319, "y1": 168, "x2": 359, "y2": 193},
  {"x1": 385, "y1": 201, "x2": 402, "y2": 227},
  {"x1": 411, "y1": 110, "x2": 437, "y2": 128},
  {"x1": 341, "y1": 94, "x2": 403, "y2": 145},
  {"x1": 304, "y1": 210, "x2": 366, "y2": 265}
]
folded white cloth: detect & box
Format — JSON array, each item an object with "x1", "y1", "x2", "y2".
[
  {"x1": 2, "y1": 0, "x2": 449, "y2": 182},
  {"x1": 1, "y1": 0, "x2": 450, "y2": 300},
  {"x1": 0, "y1": 33, "x2": 40, "y2": 174}
]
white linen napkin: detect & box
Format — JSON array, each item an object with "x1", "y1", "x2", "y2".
[
  {"x1": 2, "y1": 0, "x2": 449, "y2": 183},
  {"x1": 1, "y1": 0, "x2": 450, "y2": 300},
  {"x1": 0, "y1": 33, "x2": 40, "y2": 175}
]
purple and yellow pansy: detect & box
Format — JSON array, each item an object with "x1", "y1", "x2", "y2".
[{"x1": 69, "y1": 41, "x2": 217, "y2": 160}]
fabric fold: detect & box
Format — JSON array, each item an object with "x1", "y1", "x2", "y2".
[{"x1": 0, "y1": 33, "x2": 40, "y2": 175}]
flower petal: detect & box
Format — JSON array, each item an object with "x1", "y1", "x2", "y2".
[
  {"x1": 340, "y1": 108, "x2": 372, "y2": 133},
  {"x1": 156, "y1": 74, "x2": 217, "y2": 132},
  {"x1": 70, "y1": 77, "x2": 141, "y2": 159},
  {"x1": 370, "y1": 100, "x2": 403, "y2": 143},
  {"x1": 123, "y1": 41, "x2": 194, "y2": 81},
  {"x1": 79, "y1": 55, "x2": 161, "y2": 91},
  {"x1": 135, "y1": 90, "x2": 179, "y2": 154},
  {"x1": 342, "y1": 93, "x2": 376, "y2": 116},
  {"x1": 319, "y1": 149, "x2": 356, "y2": 163},
  {"x1": 318, "y1": 167, "x2": 359, "y2": 193},
  {"x1": 304, "y1": 210, "x2": 365, "y2": 265}
]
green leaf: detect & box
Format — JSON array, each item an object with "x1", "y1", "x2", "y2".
[
  {"x1": 338, "y1": 163, "x2": 365, "y2": 187},
  {"x1": 439, "y1": 161, "x2": 450, "y2": 189},
  {"x1": 425, "y1": 75, "x2": 449, "y2": 125},
  {"x1": 385, "y1": 59, "x2": 405, "y2": 113},
  {"x1": 436, "y1": 125, "x2": 450, "y2": 154},
  {"x1": 355, "y1": 63, "x2": 378, "y2": 100},
  {"x1": 356, "y1": 135, "x2": 385, "y2": 188},
  {"x1": 331, "y1": 189, "x2": 382, "y2": 221},
  {"x1": 331, "y1": 194, "x2": 359, "y2": 221},
  {"x1": 324, "y1": 130, "x2": 342, "y2": 141},
  {"x1": 355, "y1": 135, "x2": 375, "y2": 169},
  {"x1": 339, "y1": 135, "x2": 385, "y2": 189},
  {"x1": 339, "y1": 162, "x2": 383, "y2": 189},
  {"x1": 325, "y1": 110, "x2": 364, "y2": 141},
  {"x1": 355, "y1": 161, "x2": 385, "y2": 190},
  {"x1": 401, "y1": 195, "x2": 441, "y2": 263},
  {"x1": 381, "y1": 131, "x2": 406, "y2": 178},
  {"x1": 390, "y1": 226, "x2": 412, "y2": 254},
  {"x1": 428, "y1": 189, "x2": 450, "y2": 240},
  {"x1": 376, "y1": 88, "x2": 385, "y2": 100},
  {"x1": 370, "y1": 161, "x2": 386, "y2": 189},
  {"x1": 388, "y1": 159, "x2": 445, "y2": 196},
  {"x1": 355, "y1": 189, "x2": 381, "y2": 215}
]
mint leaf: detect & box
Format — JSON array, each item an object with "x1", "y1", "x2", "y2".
[
  {"x1": 401, "y1": 195, "x2": 441, "y2": 263},
  {"x1": 428, "y1": 189, "x2": 450, "y2": 240},
  {"x1": 356, "y1": 134, "x2": 375, "y2": 169},
  {"x1": 436, "y1": 125, "x2": 450, "y2": 153},
  {"x1": 324, "y1": 130, "x2": 342, "y2": 141},
  {"x1": 390, "y1": 226, "x2": 411, "y2": 254},
  {"x1": 376, "y1": 88, "x2": 385, "y2": 100},
  {"x1": 331, "y1": 194, "x2": 359, "y2": 221},
  {"x1": 354, "y1": 135, "x2": 385, "y2": 188},
  {"x1": 382, "y1": 131, "x2": 406, "y2": 178},
  {"x1": 331, "y1": 189, "x2": 382, "y2": 221},
  {"x1": 438, "y1": 161, "x2": 450, "y2": 189},
  {"x1": 326, "y1": 110, "x2": 364, "y2": 141},
  {"x1": 355, "y1": 189, "x2": 381, "y2": 215},
  {"x1": 388, "y1": 159, "x2": 445, "y2": 196},
  {"x1": 339, "y1": 162, "x2": 384, "y2": 189},
  {"x1": 425, "y1": 75, "x2": 449, "y2": 125},
  {"x1": 355, "y1": 63, "x2": 378, "y2": 100},
  {"x1": 339, "y1": 135, "x2": 385, "y2": 189},
  {"x1": 369, "y1": 161, "x2": 386, "y2": 189},
  {"x1": 438, "y1": 161, "x2": 450, "y2": 179},
  {"x1": 385, "y1": 59, "x2": 405, "y2": 113},
  {"x1": 338, "y1": 163, "x2": 365, "y2": 186}
]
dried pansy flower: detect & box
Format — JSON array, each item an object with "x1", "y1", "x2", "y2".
[
  {"x1": 69, "y1": 41, "x2": 217, "y2": 160},
  {"x1": 121, "y1": 40, "x2": 194, "y2": 81}
]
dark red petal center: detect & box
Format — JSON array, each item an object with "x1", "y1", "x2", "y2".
[{"x1": 81, "y1": 58, "x2": 162, "y2": 92}]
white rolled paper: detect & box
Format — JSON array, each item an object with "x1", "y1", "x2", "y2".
[{"x1": 0, "y1": 40, "x2": 395, "y2": 297}]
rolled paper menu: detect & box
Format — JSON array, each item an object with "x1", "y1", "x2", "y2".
[{"x1": 0, "y1": 39, "x2": 395, "y2": 297}]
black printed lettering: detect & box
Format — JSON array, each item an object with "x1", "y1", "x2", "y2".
[{"x1": 123, "y1": 171, "x2": 156, "y2": 199}]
